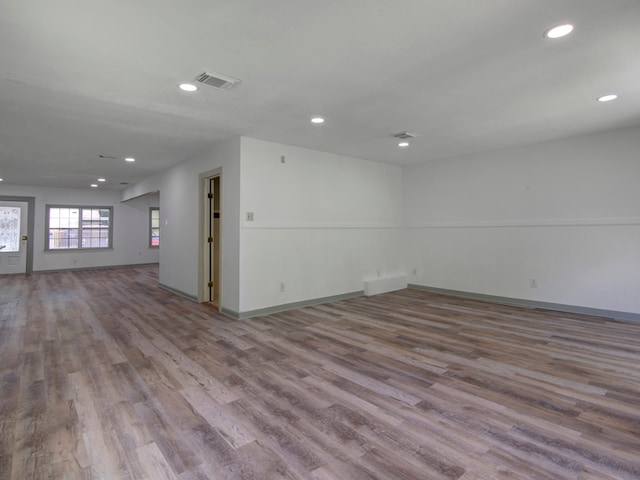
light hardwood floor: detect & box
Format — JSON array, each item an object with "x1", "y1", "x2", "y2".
[{"x1": 1, "y1": 265, "x2": 639, "y2": 479}]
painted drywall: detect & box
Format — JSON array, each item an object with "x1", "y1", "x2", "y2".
[
  {"x1": 239, "y1": 137, "x2": 405, "y2": 312},
  {"x1": 28, "y1": 124, "x2": 633, "y2": 318},
  {"x1": 0, "y1": 185, "x2": 159, "y2": 271},
  {"x1": 122, "y1": 136, "x2": 241, "y2": 313},
  {"x1": 404, "y1": 126, "x2": 640, "y2": 315}
]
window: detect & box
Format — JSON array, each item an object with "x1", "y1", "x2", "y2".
[
  {"x1": 149, "y1": 207, "x2": 160, "y2": 247},
  {"x1": 46, "y1": 206, "x2": 113, "y2": 250},
  {"x1": 0, "y1": 206, "x2": 21, "y2": 252}
]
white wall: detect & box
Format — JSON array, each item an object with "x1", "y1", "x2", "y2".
[
  {"x1": 123, "y1": 136, "x2": 241, "y2": 313},
  {"x1": 404, "y1": 126, "x2": 640, "y2": 315},
  {"x1": 239, "y1": 138, "x2": 405, "y2": 313},
  {"x1": 0, "y1": 184, "x2": 159, "y2": 271},
  {"x1": 25, "y1": 124, "x2": 634, "y2": 318},
  {"x1": 121, "y1": 136, "x2": 405, "y2": 315}
]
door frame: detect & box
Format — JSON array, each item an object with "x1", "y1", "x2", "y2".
[
  {"x1": 0, "y1": 195, "x2": 35, "y2": 275},
  {"x1": 198, "y1": 168, "x2": 222, "y2": 308}
]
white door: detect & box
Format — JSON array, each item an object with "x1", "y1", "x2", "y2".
[{"x1": 0, "y1": 201, "x2": 28, "y2": 275}]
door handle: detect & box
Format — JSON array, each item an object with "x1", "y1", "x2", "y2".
[{"x1": 21, "y1": 235, "x2": 28, "y2": 241}]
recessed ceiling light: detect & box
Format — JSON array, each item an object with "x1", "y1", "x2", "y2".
[
  {"x1": 311, "y1": 117, "x2": 325, "y2": 124},
  {"x1": 125, "y1": 157, "x2": 136, "y2": 162},
  {"x1": 0, "y1": 178, "x2": 3, "y2": 182},
  {"x1": 398, "y1": 142, "x2": 410, "y2": 147},
  {"x1": 545, "y1": 24, "x2": 574, "y2": 39},
  {"x1": 597, "y1": 94, "x2": 618, "y2": 102},
  {"x1": 179, "y1": 83, "x2": 198, "y2": 92},
  {"x1": 90, "y1": 184, "x2": 98, "y2": 188},
  {"x1": 97, "y1": 178, "x2": 106, "y2": 182}
]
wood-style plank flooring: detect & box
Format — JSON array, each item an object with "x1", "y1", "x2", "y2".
[{"x1": 1, "y1": 265, "x2": 640, "y2": 479}]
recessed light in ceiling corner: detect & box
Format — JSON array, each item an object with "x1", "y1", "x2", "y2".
[
  {"x1": 544, "y1": 23, "x2": 574, "y2": 39},
  {"x1": 125, "y1": 157, "x2": 136, "y2": 162},
  {"x1": 597, "y1": 94, "x2": 618, "y2": 102},
  {"x1": 97, "y1": 178, "x2": 106, "y2": 182},
  {"x1": 90, "y1": 184, "x2": 98, "y2": 188},
  {"x1": 398, "y1": 142, "x2": 410, "y2": 148},
  {"x1": 0, "y1": 178, "x2": 3, "y2": 182},
  {"x1": 311, "y1": 116, "x2": 325, "y2": 124},
  {"x1": 179, "y1": 83, "x2": 198, "y2": 92}
]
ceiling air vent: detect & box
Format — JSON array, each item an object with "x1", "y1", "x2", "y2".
[
  {"x1": 195, "y1": 71, "x2": 240, "y2": 91},
  {"x1": 391, "y1": 131, "x2": 417, "y2": 140}
]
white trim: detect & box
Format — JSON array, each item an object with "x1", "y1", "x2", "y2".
[
  {"x1": 242, "y1": 222, "x2": 403, "y2": 229},
  {"x1": 405, "y1": 217, "x2": 640, "y2": 229}
]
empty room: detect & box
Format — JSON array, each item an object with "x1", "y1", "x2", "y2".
[{"x1": 1, "y1": 1, "x2": 639, "y2": 479}]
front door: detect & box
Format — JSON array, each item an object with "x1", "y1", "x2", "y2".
[{"x1": 0, "y1": 201, "x2": 28, "y2": 275}]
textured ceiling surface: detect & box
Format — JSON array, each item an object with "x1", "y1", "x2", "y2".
[{"x1": 1, "y1": 0, "x2": 639, "y2": 189}]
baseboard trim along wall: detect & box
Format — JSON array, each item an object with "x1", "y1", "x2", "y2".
[
  {"x1": 408, "y1": 284, "x2": 640, "y2": 323},
  {"x1": 223, "y1": 290, "x2": 365, "y2": 320},
  {"x1": 35, "y1": 262, "x2": 159, "y2": 274},
  {"x1": 158, "y1": 282, "x2": 199, "y2": 302}
]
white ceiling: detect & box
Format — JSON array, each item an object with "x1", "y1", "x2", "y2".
[{"x1": 1, "y1": 0, "x2": 639, "y2": 190}]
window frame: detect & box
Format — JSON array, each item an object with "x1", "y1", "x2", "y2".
[
  {"x1": 45, "y1": 205, "x2": 114, "y2": 251},
  {"x1": 149, "y1": 207, "x2": 160, "y2": 248}
]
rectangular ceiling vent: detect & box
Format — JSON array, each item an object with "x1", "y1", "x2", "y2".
[
  {"x1": 391, "y1": 131, "x2": 417, "y2": 140},
  {"x1": 195, "y1": 71, "x2": 240, "y2": 91}
]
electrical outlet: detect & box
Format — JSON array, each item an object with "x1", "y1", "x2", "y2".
[
  {"x1": 246, "y1": 212, "x2": 254, "y2": 221},
  {"x1": 279, "y1": 282, "x2": 286, "y2": 292},
  {"x1": 529, "y1": 278, "x2": 538, "y2": 288}
]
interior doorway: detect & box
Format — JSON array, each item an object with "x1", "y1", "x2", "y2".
[{"x1": 201, "y1": 174, "x2": 221, "y2": 307}]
